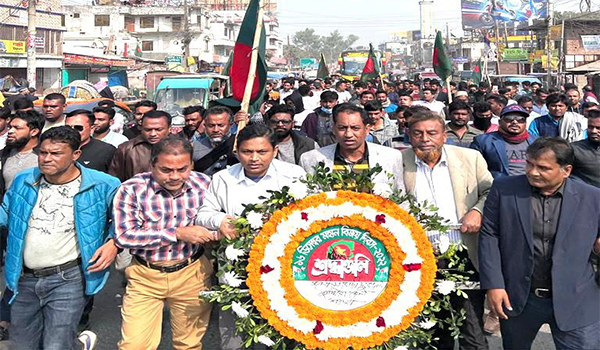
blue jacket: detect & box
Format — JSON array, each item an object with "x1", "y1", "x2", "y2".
[
  {"x1": 479, "y1": 176, "x2": 600, "y2": 331},
  {"x1": 470, "y1": 131, "x2": 537, "y2": 178},
  {"x1": 0, "y1": 163, "x2": 120, "y2": 299}
]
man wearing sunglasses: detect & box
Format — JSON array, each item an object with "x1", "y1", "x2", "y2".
[
  {"x1": 266, "y1": 104, "x2": 316, "y2": 165},
  {"x1": 471, "y1": 105, "x2": 537, "y2": 179},
  {"x1": 66, "y1": 109, "x2": 116, "y2": 174}
]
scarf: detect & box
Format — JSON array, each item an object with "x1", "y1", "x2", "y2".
[
  {"x1": 473, "y1": 117, "x2": 492, "y2": 132},
  {"x1": 498, "y1": 129, "x2": 529, "y2": 144}
]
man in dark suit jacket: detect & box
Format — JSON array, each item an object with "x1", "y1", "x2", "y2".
[{"x1": 479, "y1": 137, "x2": 600, "y2": 349}]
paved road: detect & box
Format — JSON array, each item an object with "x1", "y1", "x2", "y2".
[{"x1": 1, "y1": 271, "x2": 556, "y2": 349}]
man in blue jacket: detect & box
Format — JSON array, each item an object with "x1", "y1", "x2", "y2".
[
  {"x1": 470, "y1": 105, "x2": 537, "y2": 178},
  {"x1": 0, "y1": 126, "x2": 120, "y2": 350}
]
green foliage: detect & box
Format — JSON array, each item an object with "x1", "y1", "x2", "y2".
[
  {"x1": 202, "y1": 163, "x2": 475, "y2": 350},
  {"x1": 284, "y1": 29, "x2": 360, "y2": 68}
]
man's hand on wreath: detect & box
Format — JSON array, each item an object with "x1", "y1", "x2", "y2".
[
  {"x1": 219, "y1": 215, "x2": 238, "y2": 240},
  {"x1": 460, "y1": 209, "x2": 482, "y2": 234},
  {"x1": 176, "y1": 226, "x2": 214, "y2": 244}
]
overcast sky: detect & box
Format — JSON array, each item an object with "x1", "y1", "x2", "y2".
[{"x1": 277, "y1": 0, "x2": 598, "y2": 46}]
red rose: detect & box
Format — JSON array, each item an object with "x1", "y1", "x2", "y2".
[
  {"x1": 402, "y1": 263, "x2": 422, "y2": 272},
  {"x1": 260, "y1": 265, "x2": 274, "y2": 274},
  {"x1": 376, "y1": 316, "x2": 386, "y2": 327},
  {"x1": 313, "y1": 320, "x2": 324, "y2": 334},
  {"x1": 375, "y1": 214, "x2": 386, "y2": 224},
  {"x1": 301, "y1": 212, "x2": 309, "y2": 221}
]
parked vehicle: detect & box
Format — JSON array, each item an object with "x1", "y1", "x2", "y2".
[{"x1": 154, "y1": 74, "x2": 230, "y2": 117}]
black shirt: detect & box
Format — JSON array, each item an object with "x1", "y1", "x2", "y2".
[
  {"x1": 123, "y1": 126, "x2": 141, "y2": 140},
  {"x1": 530, "y1": 181, "x2": 565, "y2": 290},
  {"x1": 571, "y1": 138, "x2": 600, "y2": 188},
  {"x1": 79, "y1": 138, "x2": 116, "y2": 173}
]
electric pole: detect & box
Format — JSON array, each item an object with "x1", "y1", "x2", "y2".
[
  {"x1": 183, "y1": 0, "x2": 190, "y2": 72},
  {"x1": 27, "y1": 0, "x2": 36, "y2": 89},
  {"x1": 494, "y1": 20, "x2": 501, "y2": 74},
  {"x1": 546, "y1": 0, "x2": 554, "y2": 87}
]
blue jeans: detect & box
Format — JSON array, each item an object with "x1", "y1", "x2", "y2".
[
  {"x1": 11, "y1": 265, "x2": 87, "y2": 350},
  {"x1": 500, "y1": 292, "x2": 600, "y2": 350}
]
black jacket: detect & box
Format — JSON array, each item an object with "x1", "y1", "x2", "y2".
[{"x1": 289, "y1": 130, "x2": 316, "y2": 165}]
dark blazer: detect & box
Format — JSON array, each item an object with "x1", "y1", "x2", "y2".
[
  {"x1": 479, "y1": 176, "x2": 600, "y2": 331},
  {"x1": 289, "y1": 130, "x2": 316, "y2": 165},
  {"x1": 470, "y1": 131, "x2": 537, "y2": 179}
]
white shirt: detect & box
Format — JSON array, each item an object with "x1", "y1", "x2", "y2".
[
  {"x1": 413, "y1": 151, "x2": 459, "y2": 224},
  {"x1": 336, "y1": 90, "x2": 352, "y2": 103},
  {"x1": 196, "y1": 159, "x2": 306, "y2": 230},
  {"x1": 279, "y1": 89, "x2": 294, "y2": 103},
  {"x1": 98, "y1": 130, "x2": 129, "y2": 148},
  {"x1": 413, "y1": 100, "x2": 446, "y2": 118}
]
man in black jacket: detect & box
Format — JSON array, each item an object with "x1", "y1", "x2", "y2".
[{"x1": 266, "y1": 104, "x2": 317, "y2": 165}]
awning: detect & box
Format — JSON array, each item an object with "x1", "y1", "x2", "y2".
[
  {"x1": 567, "y1": 60, "x2": 600, "y2": 72},
  {"x1": 63, "y1": 53, "x2": 134, "y2": 68}
]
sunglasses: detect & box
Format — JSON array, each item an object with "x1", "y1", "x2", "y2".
[
  {"x1": 269, "y1": 119, "x2": 293, "y2": 125},
  {"x1": 67, "y1": 125, "x2": 85, "y2": 131},
  {"x1": 501, "y1": 115, "x2": 527, "y2": 123}
]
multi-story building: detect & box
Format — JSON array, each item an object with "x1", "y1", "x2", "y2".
[{"x1": 0, "y1": 0, "x2": 63, "y2": 90}]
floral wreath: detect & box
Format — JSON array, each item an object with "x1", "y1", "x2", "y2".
[{"x1": 205, "y1": 164, "x2": 475, "y2": 350}]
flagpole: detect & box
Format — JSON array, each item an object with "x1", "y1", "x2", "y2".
[
  {"x1": 239, "y1": 0, "x2": 264, "y2": 122},
  {"x1": 446, "y1": 76, "x2": 453, "y2": 104}
]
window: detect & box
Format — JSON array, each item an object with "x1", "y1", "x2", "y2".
[
  {"x1": 196, "y1": 15, "x2": 202, "y2": 27},
  {"x1": 94, "y1": 15, "x2": 110, "y2": 27},
  {"x1": 140, "y1": 17, "x2": 155, "y2": 29},
  {"x1": 73, "y1": 13, "x2": 80, "y2": 18},
  {"x1": 172, "y1": 16, "x2": 182, "y2": 31},
  {"x1": 141, "y1": 41, "x2": 153, "y2": 51},
  {"x1": 224, "y1": 28, "x2": 228, "y2": 37},
  {"x1": 61, "y1": 15, "x2": 65, "y2": 26}
]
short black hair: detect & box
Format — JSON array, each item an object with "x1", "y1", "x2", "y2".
[
  {"x1": 332, "y1": 103, "x2": 370, "y2": 125},
  {"x1": 236, "y1": 123, "x2": 276, "y2": 148},
  {"x1": 12, "y1": 98, "x2": 33, "y2": 111},
  {"x1": 563, "y1": 83, "x2": 578, "y2": 91},
  {"x1": 142, "y1": 110, "x2": 172, "y2": 125},
  {"x1": 134, "y1": 100, "x2": 157, "y2": 111},
  {"x1": 473, "y1": 101, "x2": 491, "y2": 114},
  {"x1": 486, "y1": 94, "x2": 508, "y2": 106},
  {"x1": 298, "y1": 85, "x2": 311, "y2": 97},
  {"x1": 375, "y1": 90, "x2": 388, "y2": 96},
  {"x1": 11, "y1": 110, "x2": 45, "y2": 132},
  {"x1": 586, "y1": 109, "x2": 600, "y2": 120},
  {"x1": 448, "y1": 101, "x2": 472, "y2": 115},
  {"x1": 43, "y1": 93, "x2": 66, "y2": 104},
  {"x1": 151, "y1": 135, "x2": 193, "y2": 165},
  {"x1": 360, "y1": 91, "x2": 375, "y2": 98},
  {"x1": 545, "y1": 93, "x2": 569, "y2": 107},
  {"x1": 522, "y1": 81, "x2": 531, "y2": 87},
  {"x1": 66, "y1": 109, "x2": 95, "y2": 125},
  {"x1": 430, "y1": 80, "x2": 441, "y2": 86},
  {"x1": 364, "y1": 100, "x2": 383, "y2": 112},
  {"x1": 536, "y1": 88, "x2": 549, "y2": 96},
  {"x1": 0, "y1": 106, "x2": 10, "y2": 120},
  {"x1": 93, "y1": 106, "x2": 116, "y2": 119},
  {"x1": 479, "y1": 81, "x2": 490, "y2": 88},
  {"x1": 517, "y1": 95, "x2": 534, "y2": 104},
  {"x1": 97, "y1": 100, "x2": 115, "y2": 108},
  {"x1": 399, "y1": 93, "x2": 413, "y2": 100},
  {"x1": 320, "y1": 90, "x2": 338, "y2": 102},
  {"x1": 498, "y1": 87, "x2": 511, "y2": 95},
  {"x1": 204, "y1": 105, "x2": 232, "y2": 123},
  {"x1": 526, "y1": 137, "x2": 574, "y2": 168},
  {"x1": 422, "y1": 87, "x2": 434, "y2": 94},
  {"x1": 182, "y1": 105, "x2": 205, "y2": 117},
  {"x1": 266, "y1": 103, "x2": 295, "y2": 120},
  {"x1": 39, "y1": 125, "x2": 81, "y2": 151},
  {"x1": 354, "y1": 81, "x2": 368, "y2": 89}
]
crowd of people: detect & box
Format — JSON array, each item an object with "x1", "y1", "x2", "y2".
[{"x1": 0, "y1": 73, "x2": 597, "y2": 350}]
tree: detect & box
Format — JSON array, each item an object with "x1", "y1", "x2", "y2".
[{"x1": 283, "y1": 28, "x2": 360, "y2": 70}]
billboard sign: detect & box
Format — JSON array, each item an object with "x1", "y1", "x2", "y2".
[
  {"x1": 461, "y1": 0, "x2": 548, "y2": 30},
  {"x1": 581, "y1": 35, "x2": 600, "y2": 51}
]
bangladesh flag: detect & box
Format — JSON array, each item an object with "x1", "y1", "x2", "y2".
[
  {"x1": 135, "y1": 43, "x2": 142, "y2": 57},
  {"x1": 472, "y1": 58, "x2": 483, "y2": 84},
  {"x1": 230, "y1": 0, "x2": 267, "y2": 104},
  {"x1": 360, "y1": 43, "x2": 380, "y2": 82},
  {"x1": 433, "y1": 31, "x2": 452, "y2": 82},
  {"x1": 317, "y1": 52, "x2": 329, "y2": 79}
]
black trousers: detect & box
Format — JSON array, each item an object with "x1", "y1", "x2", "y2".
[{"x1": 431, "y1": 289, "x2": 489, "y2": 350}]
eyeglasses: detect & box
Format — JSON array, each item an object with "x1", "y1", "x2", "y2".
[
  {"x1": 501, "y1": 116, "x2": 527, "y2": 123},
  {"x1": 269, "y1": 119, "x2": 293, "y2": 125},
  {"x1": 67, "y1": 125, "x2": 85, "y2": 131}
]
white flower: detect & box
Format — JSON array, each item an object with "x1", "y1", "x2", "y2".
[
  {"x1": 288, "y1": 181, "x2": 309, "y2": 199},
  {"x1": 225, "y1": 244, "x2": 245, "y2": 262},
  {"x1": 257, "y1": 335, "x2": 275, "y2": 347},
  {"x1": 394, "y1": 346, "x2": 409, "y2": 350},
  {"x1": 246, "y1": 211, "x2": 264, "y2": 230},
  {"x1": 438, "y1": 235, "x2": 450, "y2": 254},
  {"x1": 436, "y1": 280, "x2": 456, "y2": 295},
  {"x1": 223, "y1": 271, "x2": 243, "y2": 287},
  {"x1": 373, "y1": 182, "x2": 393, "y2": 198},
  {"x1": 231, "y1": 301, "x2": 249, "y2": 318},
  {"x1": 418, "y1": 319, "x2": 436, "y2": 329}
]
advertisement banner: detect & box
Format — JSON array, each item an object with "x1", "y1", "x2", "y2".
[
  {"x1": 502, "y1": 48, "x2": 528, "y2": 61},
  {"x1": 461, "y1": 0, "x2": 548, "y2": 30},
  {"x1": 581, "y1": 35, "x2": 600, "y2": 51},
  {"x1": 0, "y1": 40, "x2": 26, "y2": 54}
]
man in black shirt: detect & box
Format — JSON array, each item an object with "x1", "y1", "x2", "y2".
[
  {"x1": 65, "y1": 109, "x2": 116, "y2": 173},
  {"x1": 123, "y1": 100, "x2": 157, "y2": 140},
  {"x1": 572, "y1": 110, "x2": 600, "y2": 187}
]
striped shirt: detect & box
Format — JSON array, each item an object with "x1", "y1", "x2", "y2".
[{"x1": 114, "y1": 171, "x2": 211, "y2": 262}]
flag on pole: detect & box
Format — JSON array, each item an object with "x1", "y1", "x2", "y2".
[
  {"x1": 230, "y1": 0, "x2": 267, "y2": 104},
  {"x1": 472, "y1": 58, "x2": 483, "y2": 84},
  {"x1": 135, "y1": 43, "x2": 142, "y2": 57},
  {"x1": 360, "y1": 43, "x2": 381, "y2": 82},
  {"x1": 433, "y1": 31, "x2": 452, "y2": 82},
  {"x1": 317, "y1": 53, "x2": 329, "y2": 79}
]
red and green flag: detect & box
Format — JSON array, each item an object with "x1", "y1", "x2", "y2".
[
  {"x1": 317, "y1": 52, "x2": 329, "y2": 79},
  {"x1": 360, "y1": 43, "x2": 380, "y2": 82},
  {"x1": 230, "y1": 0, "x2": 267, "y2": 104},
  {"x1": 433, "y1": 31, "x2": 452, "y2": 82},
  {"x1": 472, "y1": 58, "x2": 483, "y2": 84},
  {"x1": 135, "y1": 42, "x2": 142, "y2": 57}
]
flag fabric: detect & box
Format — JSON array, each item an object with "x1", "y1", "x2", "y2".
[
  {"x1": 135, "y1": 43, "x2": 142, "y2": 57},
  {"x1": 433, "y1": 31, "x2": 452, "y2": 82},
  {"x1": 317, "y1": 53, "x2": 329, "y2": 79},
  {"x1": 472, "y1": 58, "x2": 483, "y2": 85},
  {"x1": 230, "y1": 0, "x2": 267, "y2": 104},
  {"x1": 360, "y1": 43, "x2": 381, "y2": 82}
]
